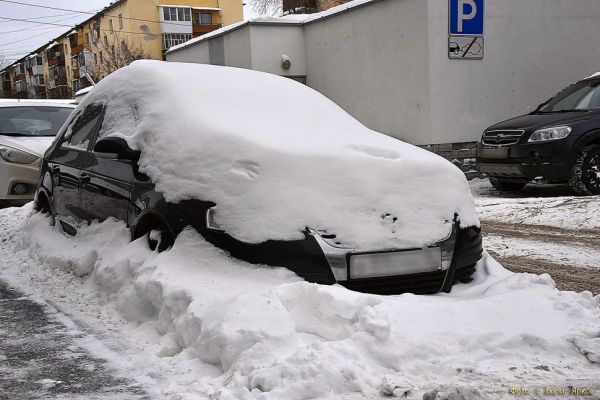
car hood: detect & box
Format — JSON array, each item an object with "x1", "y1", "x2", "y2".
[
  {"x1": 486, "y1": 110, "x2": 600, "y2": 132},
  {"x1": 0, "y1": 135, "x2": 55, "y2": 157}
]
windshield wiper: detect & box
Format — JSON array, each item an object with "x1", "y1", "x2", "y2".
[{"x1": 532, "y1": 109, "x2": 589, "y2": 114}]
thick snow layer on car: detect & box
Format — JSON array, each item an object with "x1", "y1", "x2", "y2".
[
  {"x1": 79, "y1": 61, "x2": 478, "y2": 249},
  {"x1": 1, "y1": 207, "x2": 598, "y2": 398}
]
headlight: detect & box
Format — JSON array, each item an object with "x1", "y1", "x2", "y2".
[
  {"x1": 205, "y1": 207, "x2": 224, "y2": 231},
  {"x1": 0, "y1": 146, "x2": 39, "y2": 164},
  {"x1": 528, "y1": 126, "x2": 572, "y2": 143}
]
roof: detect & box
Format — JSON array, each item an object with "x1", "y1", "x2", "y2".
[{"x1": 166, "y1": 0, "x2": 383, "y2": 54}]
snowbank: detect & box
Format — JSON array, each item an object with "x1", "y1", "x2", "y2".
[
  {"x1": 78, "y1": 61, "x2": 478, "y2": 250},
  {"x1": 7, "y1": 207, "x2": 600, "y2": 399}
]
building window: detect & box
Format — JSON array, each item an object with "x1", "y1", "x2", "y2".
[
  {"x1": 162, "y1": 33, "x2": 193, "y2": 50},
  {"x1": 163, "y1": 7, "x2": 191, "y2": 22},
  {"x1": 100, "y1": 51, "x2": 103, "y2": 63},
  {"x1": 104, "y1": 35, "x2": 109, "y2": 48},
  {"x1": 111, "y1": 45, "x2": 115, "y2": 55},
  {"x1": 119, "y1": 14, "x2": 123, "y2": 29},
  {"x1": 85, "y1": 32, "x2": 90, "y2": 44},
  {"x1": 195, "y1": 12, "x2": 212, "y2": 25},
  {"x1": 35, "y1": 56, "x2": 43, "y2": 66},
  {"x1": 109, "y1": 19, "x2": 114, "y2": 34},
  {"x1": 94, "y1": 53, "x2": 97, "y2": 64}
]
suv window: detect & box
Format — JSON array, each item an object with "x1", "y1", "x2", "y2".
[{"x1": 62, "y1": 105, "x2": 104, "y2": 151}]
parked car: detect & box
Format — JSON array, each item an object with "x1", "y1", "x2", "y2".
[
  {"x1": 0, "y1": 100, "x2": 75, "y2": 207},
  {"x1": 35, "y1": 61, "x2": 482, "y2": 295},
  {"x1": 477, "y1": 73, "x2": 600, "y2": 195}
]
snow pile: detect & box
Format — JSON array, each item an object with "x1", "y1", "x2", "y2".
[
  {"x1": 10, "y1": 209, "x2": 600, "y2": 398},
  {"x1": 78, "y1": 61, "x2": 478, "y2": 250}
]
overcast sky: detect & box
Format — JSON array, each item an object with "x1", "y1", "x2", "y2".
[{"x1": 0, "y1": 0, "x2": 258, "y2": 64}]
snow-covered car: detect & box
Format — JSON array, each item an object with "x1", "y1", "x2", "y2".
[
  {"x1": 0, "y1": 99, "x2": 75, "y2": 207},
  {"x1": 35, "y1": 61, "x2": 482, "y2": 294}
]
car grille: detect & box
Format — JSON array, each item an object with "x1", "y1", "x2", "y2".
[
  {"x1": 482, "y1": 130, "x2": 524, "y2": 146},
  {"x1": 339, "y1": 270, "x2": 447, "y2": 295}
]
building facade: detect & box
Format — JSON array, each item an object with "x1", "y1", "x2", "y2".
[
  {"x1": 166, "y1": 0, "x2": 600, "y2": 158},
  {"x1": 0, "y1": 0, "x2": 243, "y2": 99}
]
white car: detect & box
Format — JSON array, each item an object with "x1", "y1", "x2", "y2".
[{"x1": 0, "y1": 99, "x2": 75, "y2": 206}]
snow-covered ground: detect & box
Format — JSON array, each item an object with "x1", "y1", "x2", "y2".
[
  {"x1": 0, "y1": 204, "x2": 599, "y2": 399},
  {"x1": 471, "y1": 179, "x2": 600, "y2": 280}
]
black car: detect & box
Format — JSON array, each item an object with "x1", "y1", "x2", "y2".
[
  {"x1": 35, "y1": 62, "x2": 482, "y2": 296},
  {"x1": 477, "y1": 74, "x2": 600, "y2": 195}
]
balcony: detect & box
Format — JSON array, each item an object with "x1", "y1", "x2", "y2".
[
  {"x1": 71, "y1": 43, "x2": 90, "y2": 55},
  {"x1": 192, "y1": 23, "x2": 221, "y2": 36}
]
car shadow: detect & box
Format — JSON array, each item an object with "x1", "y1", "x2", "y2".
[{"x1": 470, "y1": 179, "x2": 576, "y2": 199}]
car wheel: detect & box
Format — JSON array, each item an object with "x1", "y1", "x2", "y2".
[
  {"x1": 568, "y1": 145, "x2": 600, "y2": 196},
  {"x1": 145, "y1": 225, "x2": 174, "y2": 252},
  {"x1": 34, "y1": 194, "x2": 55, "y2": 226},
  {"x1": 488, "y1": 177, "x2": 527, "y2": 192}
]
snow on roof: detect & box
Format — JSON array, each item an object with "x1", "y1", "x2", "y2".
[
  {"x1": 167, "y1": 0, "x2": 381, "y2": 54},
  {"x1": 75, "y1": 85, "x2": 94, "y2": 97},
  {"x1": 81, "y1": 61, "x2": 478, "y2": 249},
  {"x1": 46, "y1": 41, "x2": 60, "y2": 50}
]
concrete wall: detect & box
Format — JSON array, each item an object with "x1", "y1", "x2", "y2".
[
  {"x1": 249, "y1": 25, "x2": 306, "y2": 77},
  {"x1": 304, "y1": 0, "x2": 432, "y2": 144},
  {"x1": 167, "y1": 39, "x2": 211, "y2": 63},
  {"x1": 427, "y1": 0, "x2": 600, "y2": 144}
]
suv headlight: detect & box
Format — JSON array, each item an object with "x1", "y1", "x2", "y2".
[
  {"x1": 0, "y1": 146, "x2": 39, "y2": 164},
  {"x1": 528, "y1": 126, "x2": 572, "y2": 143}
]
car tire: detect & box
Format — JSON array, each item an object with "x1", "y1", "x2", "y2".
[
  {"x1": 145, "y1": 225, "x2": 174, "y2": 252},
  {"x1": 568, "y1": 145, "x2": 600, "y2": 196},
  {"x1": 34, "y1": 194, "x2": 55, "y2": 227},
  {"x1": 488, "y1": 177, "x2": 527, "y2": 192}
]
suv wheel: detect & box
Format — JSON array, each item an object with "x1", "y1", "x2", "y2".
[
  {"x1": 489, "y1": 177, "x2": 527, "y2": 192},
  {"x1": 568, "y1": 145, "x2": 600, "y2": 196}
]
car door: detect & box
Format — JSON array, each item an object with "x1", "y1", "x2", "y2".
[
  {"x1": 48, "y1": 104, "x2": 103, "y2": 226},
  {"x1": 77, "y1": 143, "x2": 135, "y2": 223}
]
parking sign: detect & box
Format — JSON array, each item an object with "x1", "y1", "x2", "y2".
[{"x1": 449, "y1": 0, "x2": 484, "y2": 35}]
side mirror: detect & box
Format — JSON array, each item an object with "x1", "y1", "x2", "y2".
[{"x1": 93, "y1": 136, "x2": 140, "y2": 160}]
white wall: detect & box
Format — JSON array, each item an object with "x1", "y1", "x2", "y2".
[
  {"x1": 304, "y1": 0, "x2": 432, "y2": 144},
  {"x1": 427, "y1": 0, "x2": 600, "y2": 144},
  {"x1": 223, "y1": 25, "x2": 252, "y2": 68},
  {"x1": 167, "y1": 40, "x2": 211, "y2": 63},
  {"x1": 249, "y1": 25, "x2": 307, "y2": 77}
]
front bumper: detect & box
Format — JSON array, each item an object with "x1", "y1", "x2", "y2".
[
  {"x1": 0, "y1": 158, "x2": 41, "y2": 204},
  {"x1": 476, "y1": 140, "x2": 571, "y2": 181},
  {"x1": 311, "y1": 224, "x2": 483, "y2": 295}
]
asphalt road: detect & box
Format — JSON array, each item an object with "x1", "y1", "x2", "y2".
[{"x1": 0, "y1": 281, "x2": 147, "y2": 400}]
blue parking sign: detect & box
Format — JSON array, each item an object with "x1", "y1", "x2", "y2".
[{"x1": 449, "y1": 0, "x2": 484, "y2": 35}]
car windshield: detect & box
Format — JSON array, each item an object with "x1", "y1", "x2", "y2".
[
  {"x1": 0, "y1": 106, "x2": 73, "y2": 137},
  {"x1": 537, "y1": 81, "x2": 600, "y2": 113}
]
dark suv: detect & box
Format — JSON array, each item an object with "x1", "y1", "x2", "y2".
[{"x1": 477, "y1": 75, "x2": 600, "y2": 195}]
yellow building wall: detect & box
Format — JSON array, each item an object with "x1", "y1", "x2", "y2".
[{"x1": 217, "y1": 0, "x2": 244, "y2": 26}]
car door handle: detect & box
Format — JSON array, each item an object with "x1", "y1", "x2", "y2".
[{"x1": 79, "y1": 173, "x2": 91, "y2": 184}]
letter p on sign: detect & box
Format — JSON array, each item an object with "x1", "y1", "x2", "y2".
[{"x1": 449, "y1": 0, "x2": 484, "y2": 35}]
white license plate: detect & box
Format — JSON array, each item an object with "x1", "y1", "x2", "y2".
[{"x1": 350, "y1": 247, "x2": 441, "y2": 279}]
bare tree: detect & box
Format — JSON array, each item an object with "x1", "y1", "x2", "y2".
[
  {"x1": 92, "y1": 36, "x2": 150, "y2": 80},
  {"x1": 252, "y1": 0, "x2": 283, "y2": 16},
  {"x1": 0, "y1": 51, "x2": 9, "y2": 71}
]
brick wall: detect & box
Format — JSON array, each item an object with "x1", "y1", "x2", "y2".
[
  {"x1": 419, "y1": 141, "x2": 481, "y2": 180},
  {"x1": 317, "y1": 0, "x2": 350, "y2": 11}
]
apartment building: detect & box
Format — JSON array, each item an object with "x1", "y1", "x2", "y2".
[{"x1": 0, "y1": 0, "x2": 243, "y2": 99}]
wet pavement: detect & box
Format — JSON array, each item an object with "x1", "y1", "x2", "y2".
[{"x1": 0, "y1": 281, "x2": 147, "y2": 400}]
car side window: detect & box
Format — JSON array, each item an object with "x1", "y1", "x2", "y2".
[{"x1": 61, "y1": 104, "x2": 104, "y2": 151}]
